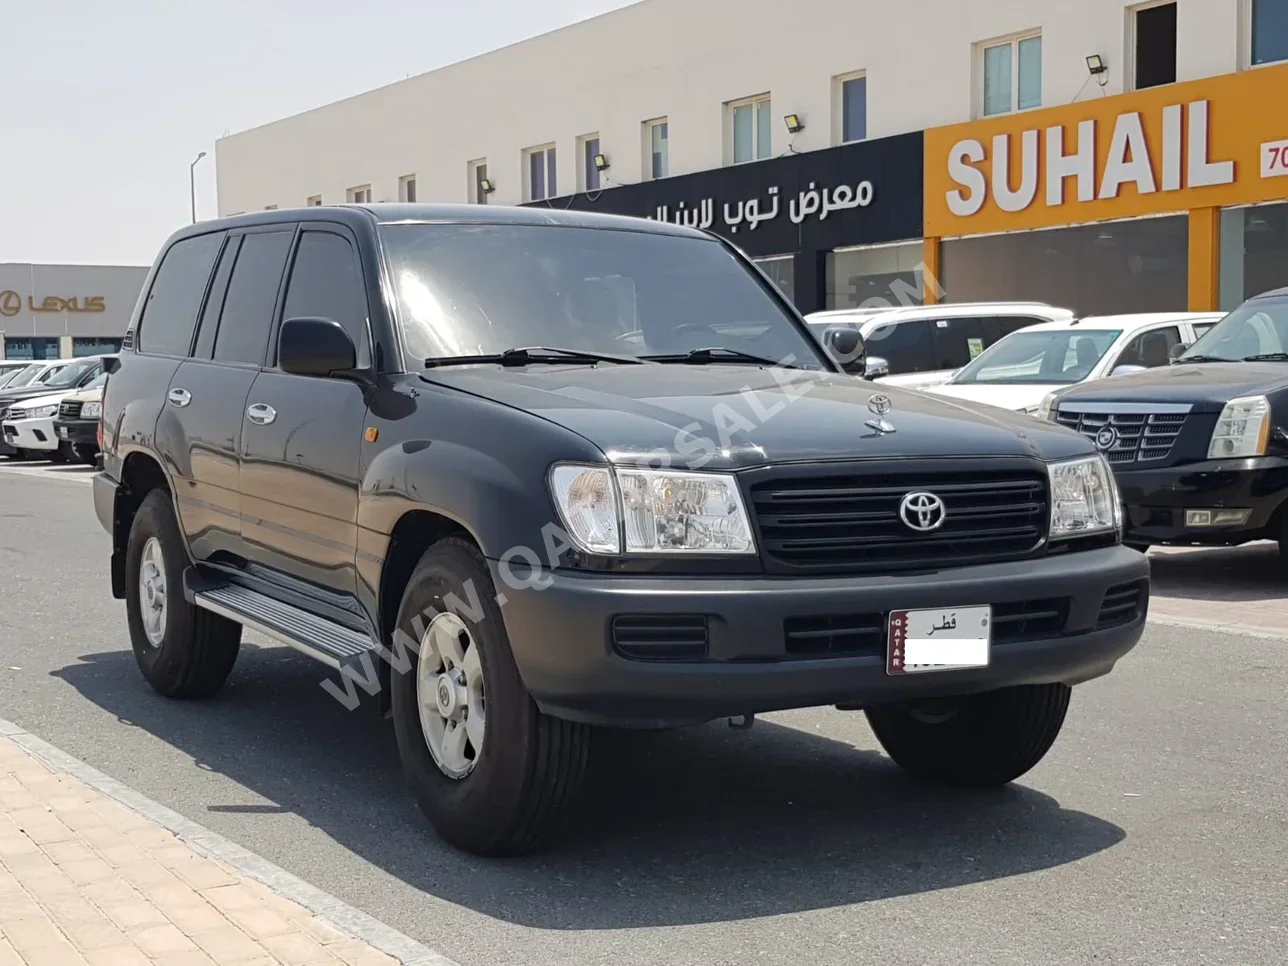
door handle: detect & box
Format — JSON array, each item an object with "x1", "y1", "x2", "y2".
[
  {"x1": 246, "y1": 403, "x2": 277, "y2": 425},
  {"x1": 167, "y1": 388, "x2": 191, "y2": 408}
]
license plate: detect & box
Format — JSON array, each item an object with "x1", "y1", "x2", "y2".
[{"x1": 887, "y1": 605, "x2": 991, "y2": 675}]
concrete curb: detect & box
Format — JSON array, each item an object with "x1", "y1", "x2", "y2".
[
  {"x1": 1148, "y1": 612, "x2": 1288, "y2": 641},
  {"x1": 0, "y1": 716, "x2": 460, "y2": 966}
]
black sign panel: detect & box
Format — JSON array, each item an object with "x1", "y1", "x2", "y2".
[{"x1": 527, "y1": 130, "x2": 924, "y2": 258}]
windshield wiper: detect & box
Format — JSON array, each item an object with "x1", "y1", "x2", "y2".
[
  {"x1": 1241, "y1": 353, "x2": 1288, "y2": 362},
  {"x1": 425, "y1": 346, "x2": 648, "y2": 369},
  {"x1": 641, "y1": 346, "x2": 802, "y2": 369},
  {"x1": 1177, "y1": 353, "x2": 1236, "y2": 363}
]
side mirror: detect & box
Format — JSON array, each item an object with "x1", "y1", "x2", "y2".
[
  {"x1": 278, "y1": 317, "x2": 358, "y2": 378},
  {"x1": 1168, "y1": 342, "x2": 1191, "y2": 364},
  {"x1": 865, "y1": 355, "x2": 890, "y2": 379},
  {"x1": 822, "y1": 325, "x2": 867, "y2": 375},
  {"x1": 1111, "y1": 364, "x2": 1147, "y2": 377}
]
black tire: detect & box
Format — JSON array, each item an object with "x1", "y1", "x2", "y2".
[
  {"x1": 866, "y1": 684, "x2": 1071, "y2": 788},
  {"x1": 47, "y1": 443, "x2": 69, "y2": 465},
  {"x1": 74, "y1": 444, "x2": 98, "y2": 466},
  {"x1": 124, "y1": 489, "x2": 242, "y2": 698},
  {"x1": 390, "y1": 537, "x2": 591, "y2": 856}
]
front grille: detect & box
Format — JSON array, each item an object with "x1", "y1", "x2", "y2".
[
  {"x1": 1055, "y1": 409, "x2": 1189, "y2": 464},
  {"x1": 58, "y1": 400, "x2": 83, "y2": 420},
  {"x1": 1097, "y1": 580, "x2": 1147, "y2": 629},
  {"x1": 4, "y1": 408, "x2": 26, "y2": 421},
  {"x1": 611, "y1": 615, "x2": 708, "y2": 661},
  {"x1": 749, "y1": 467, "x2": 1048, "y2": 575},
  {"x1": 783, "y1": 597, "x2": 1071, "y2": 660}
]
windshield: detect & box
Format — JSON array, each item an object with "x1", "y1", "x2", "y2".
[
  {"x1": 0, "y1": 369, "x2": 22, "y2": 389},
  {"x1": 1180, "y1": 296, "x2": 1288, "y2": 361},
  {"x1": 4, "y1": 364, "x2": 46, "y2": 389},
  {"x1": 83, "y1": 373, "x2": 108, "y2": 391},
  {"x1": 44, "y1": 358, "x2": 100, "y2": 389},
  {"x1": 380, "y1": 224, "x2": 826, "y2": 368},
  {"x1": 951, "y1": 329, "x2": 1122, "y2": 385}
]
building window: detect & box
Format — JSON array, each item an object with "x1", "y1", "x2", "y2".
[
  {"x1": 1220, "y1": 202, "x2": 1288, "y2": 309},
  {"x1": 1251, "y1": 0, "x2": 1288, "y2": 65},
  {"x1": 399, "y1": 175, "x2": 417, "y2": 202},
  {"x1": 3, "y1": 337, "x2": 60, "y2": 361},
  {"x1": 826, "y1": 241, "x2": 927, "y2": 310},
  {"x1": 578, "y1": 134, "x2": 602, "y2": 191},
  {"x1": 753, "y1": 255, "x2": 796, "y2": 304},
  {"x1": 347, "y1": 185, "x2": 372, "y2": 203},
  {"x1": 525, "y1": 144, "x2": 557, "y2": 201},
  {"x1": 1131, "y1": 2, "x2": 1177, "y2": 90},
  {"x1": 727, "y1": 94, "x2": 772, "y2": 164},
  {"x1": 644, "y1": 118, "x2": 668, "y2": 180},
  {"x1": 468, "y1": 159, "x2": 489, "y2": 205},
  {"x1": 834, "y1": 72, "x2": 868, "y2": 144},
  {"x1": 72, "y1": 337, "x2": 122, "y2": 357},
  {"x1": 306, "y1": 195, "x2": 322, "y2": 206},
  {"x1": 979, "y1": 32, "x2": 1042, "y2": 116}
]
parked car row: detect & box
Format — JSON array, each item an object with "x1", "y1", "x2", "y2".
[{"x1": 0, "y1": 355, "x2": 110, "y2": 465}]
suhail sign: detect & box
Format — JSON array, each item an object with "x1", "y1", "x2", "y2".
[{"x1": 946, "y1": 100, "x2": 1233, "y2": 217}]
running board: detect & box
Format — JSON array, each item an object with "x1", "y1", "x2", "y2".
[{"x1": 190, "y1": 581, "x2": 380, "y2": 671}]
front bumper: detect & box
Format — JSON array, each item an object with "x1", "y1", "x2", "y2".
[
  {"x1": 494, "y1": 545, "x2": 1149, "y2": 728},
  {"x1": 53, "y1": 418, "x2": 98, "y2": 446},
  {"x1": 1, "y1": 416, "x2": 58, "y2": 452},
  {"x1": 1115, "y1": 456, "x2": 1288, "y2": 545}
]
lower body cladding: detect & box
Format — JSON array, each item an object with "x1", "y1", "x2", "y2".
[
  {"x1": 1115, "y1": 456, "x2": 1288, "y2": 547},
  {"x1": 494, "y1": 546, "x2": 1149, "y2": 729},
  {"x1": 1, "y1": 416, "x2": 58, "y2": 453}
]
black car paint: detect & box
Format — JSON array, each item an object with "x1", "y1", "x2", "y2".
[{"x1": 96, "y1": 204, "x2": 1147, "y2": 727}]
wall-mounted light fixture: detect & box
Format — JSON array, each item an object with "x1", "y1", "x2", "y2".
[
  {"x1": 478, "y1": 178, "x2": 496, "y2": 195},
  {"x1": 593, "y1": 153, "x2": 610, "y2": 172},
  {"x1": 784, "y1": 114, "x2": 804, "y2": 135}
]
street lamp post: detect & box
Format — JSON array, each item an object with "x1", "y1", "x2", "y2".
[{"x1": 190, "y1": 151, "x2": 207, "y2": 224}]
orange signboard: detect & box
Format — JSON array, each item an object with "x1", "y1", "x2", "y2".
[{"x1": 924, "y1": 63, "x2": 1288, "y2": 238}]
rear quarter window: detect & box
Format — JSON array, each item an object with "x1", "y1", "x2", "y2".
[{"x1": 137, "y1": 232, "x2": 225, "y2": 357}]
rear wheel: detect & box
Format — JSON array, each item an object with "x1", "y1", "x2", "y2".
[
  {"x1": 866, "y1": 684, "x2": 1071, "y2": 788},
  {"x1": 125, "y1": 490, "x2": 242, "y2": 698},
  {"x1": 390, "y1": 538, "x2": 591, "y2": 856}
]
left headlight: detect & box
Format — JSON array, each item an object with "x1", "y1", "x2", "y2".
[
  {"x1": 1035, "y1": 391, "x2": 1060, "y2": 422},
  {"x1": 81, "y1": 401, "x2": 102, "y2": 418},
  {"x1": 1048, "y1": 455, "x2": 1121, "y2": 539},
  {"x1": 550, "y1": 463, "x2": 756, "y2": 555},
  {"x1": 1208, "y1": 395, "x2": 1270, "y2": 459},
  {"x1": 30, "y1": 405, "x2": 58, "y2": 419}
]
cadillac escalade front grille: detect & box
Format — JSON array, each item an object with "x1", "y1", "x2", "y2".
[
  {"x1": 749, "y1": 466, "x2": 1048, "y2": 575},
  {"x1": 1054, "y1": 406, "x2": 1190, "y2": 464},
  {"x1": 58, "y1": 400, "x2": 83, "y2": 420}
]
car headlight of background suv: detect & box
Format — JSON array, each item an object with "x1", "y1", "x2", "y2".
[
  {"x1": 1035, "y1": 391, "x2": 1060, "y2": 422},
  {"x1": 28, "y1": 404, "x2": 58, "y2": 419},
  {"x1": 1208, "y1": 395, "x2": 1270, "y2": 459},
  {"x1": 81, "y1": 401, "x2": 102, "y2": 419},
  {"x1": 1048, "y1": 455, "x2": 1121, "y2": 539},
  {"x1": 550, "y1": 463, "x2": 756, "y2": 555}
]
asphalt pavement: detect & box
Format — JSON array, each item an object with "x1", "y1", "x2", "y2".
[{"x1": 1, "y1": 465, "x2": 1285, "y2": 966}]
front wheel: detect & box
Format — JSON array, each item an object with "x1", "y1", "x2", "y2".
[
  {"x1": 47, "y1": 443, "x2": 70, "y2": 464},
  {"x1": 390, "y1": 538, "x2": 591, "y2": 856},
  {"x1": 73, "y1": 444, "x2": 98, "y2": 466},
  {"x1": 866, "y1": 684, "x2": 1071, "y2": 788}
]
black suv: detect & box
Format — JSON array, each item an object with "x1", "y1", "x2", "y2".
[{"x1": 95, "y1": 205, "x2": 1148, "y2": 856}]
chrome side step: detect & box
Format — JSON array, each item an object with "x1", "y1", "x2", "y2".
[{"x1": 192, "y1": 583, "x2": 379, "y2": 671}]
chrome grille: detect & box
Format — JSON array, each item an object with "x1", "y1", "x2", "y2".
[
  {"x1": 3, "y1": 407, "x2": 26, "y2": 421},
  {"x1": 58, "y1": 400, "x2": 83, "y2": 420},
  {"x1": 1055, "y1": 407, "x2": 1190, "y2": 464}
]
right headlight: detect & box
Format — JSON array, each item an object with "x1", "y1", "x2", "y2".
[
  {"x1": 1208, "y1": 395, "x2": 1270, "y2": 459},
  {"x1": 1048, "y1": 455, "x2": 1121, "y2": 539},
  {"x1": 81, "y1": 401, "x2": 102, "y2": 419},
  {"x1": 549, "y1": 463, "x2": 756, "y2": 555}
]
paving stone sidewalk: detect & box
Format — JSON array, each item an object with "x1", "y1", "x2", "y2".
[{"x1": 0, "y1": 734, "x2": 400, "y2": 966}]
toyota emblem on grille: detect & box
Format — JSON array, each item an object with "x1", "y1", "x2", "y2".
[
  {"x1": 1094, "y1": 425, "x2": 1118, "y2": 451},
  {"x1": 899, "y1": 491, "x2": 946, "y2": 532}
]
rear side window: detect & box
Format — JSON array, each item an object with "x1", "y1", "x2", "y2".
[
  {"x1": 213, "y1": 231, "x2": 293, "y2": 366},
  {"x1": 864, "y1": 319, "x2": 934, "y2": 373},
  {"x1": 931, "y1": 316, "x2": 986, "y2": 369},
  {"x1": 137, "y1": 233, "x2": 224, "y2": 357},
  {"x1": 279, "y1": 231, "x2": 371, "y2": 368},
  {"x1": 1115, "y1": 325, "x2": 1182, "y2": 369},
  {"x1": 997, "y1": 315, "x2": 1046, "y2": 336}
]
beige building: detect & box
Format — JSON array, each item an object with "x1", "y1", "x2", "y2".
[{"x1": 0, "y1": 263, "x2": 148, "y2": 360}]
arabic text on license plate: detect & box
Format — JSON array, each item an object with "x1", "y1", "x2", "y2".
[{"x1": 887, "y1": 606, "x2": 991, "y2": 675}]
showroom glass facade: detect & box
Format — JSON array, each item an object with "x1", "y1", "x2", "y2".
[
  {"x1": 826, "y1": 240, "x2": 927, "y2": 310},
  {"x1": 2, "y1": 337, "x2": 60, "y2": 361},
  {"x1": 1219, "y1": 202, "x2": 1288, "y2": 309}
]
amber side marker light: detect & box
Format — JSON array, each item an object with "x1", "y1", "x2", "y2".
[{"x1": 364, "y1": 427, "x2": 379, "y2": 443}]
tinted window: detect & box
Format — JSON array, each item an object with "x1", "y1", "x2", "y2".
[
  {"x1": 997, "y1": 315, "x2": 1046, "y2": 336},
  {"x1": 280, "y1": 231, "x2": 370, "y2": 367},
  {"x1": 1192, "y1": 322, "x2": 1216, "y2": 339},
  {"x1": 137, "y1": 233, "x2": 224, "y2": 357},
  {"x1": 952, "y1": 329, "x2": 1122, "y2": 385},
  {"x1": 44, "y1": 358, "x2": 101, "y2": 389},
  {"x1": 862, "y1": 319, "x2": 934, "y2": 373},
  {"x1": 193, "y1": 236, "x2": 240, "y2": 360},
  {"x1": 213, "y1": 231, "x2": 293, "y2": 366},
  {"x1": 1182, "y1": 296, "x2": 1288, "y2": 362},
  {"x1": 379, "y1": 224, "x2": 827, "y2": 367},
  {"x1": 931, "y1": 317, "x2": 986, "y2": 370},
  {"x1": 1114, "y1": 325, "x2": 1182, "y2": 370}
]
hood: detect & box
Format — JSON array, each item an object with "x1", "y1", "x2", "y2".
[
  {"x1": 0, "y1": 383, "x2": 68, "y2": 407},
  {"x1": 1054, "y1": 362, "x2": 1288, "y2": 413},
  {"x1": 65, "y1": 385, "x2": 103, "y2": 403},
  {"x1": 4, "y1": 389, "x2": 69, "y2": 414},
  {"x1": 925, "y1": 383, "x2": 1061, "y2": 412},
  {"x1": 422, "y1": 364, "x2": 1094, "y2": 470},
  {"x1": 878, "y1": 370, "x2": 958, "y2": 390}
]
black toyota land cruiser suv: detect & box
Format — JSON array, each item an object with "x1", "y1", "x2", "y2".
[
  {"x1": 95, "y1": 205, "x2": 1148, "y2": 856},
  {"x1": 1047, "y1": 287, "x2": 1288, "y2": 554}
]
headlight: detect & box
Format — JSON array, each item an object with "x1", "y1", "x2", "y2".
[
  {"x1": 1208, "y1": 395, "x2": 1270, "y2": 459},
  {"x1": 549, "y1": 463, "x2": 755, "y2": 555},
  {"x1": 1048, "y1": 455, "x2": 1121, "y2": 539},
  {"x1": 81, "y1": 401, "x2": 102, "y2": 418},
  {"x1": 1035, "y1": 392, "x2": 1059, "y2": 422},
  {"x1": 30, "y1": 405, "x2": 58, "y2": 419}
]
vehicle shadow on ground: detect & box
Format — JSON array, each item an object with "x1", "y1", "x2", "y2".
[
  {"x1": 1149, "y1": 543, "x2": 1283, "y2": 602},
  {"x1": 55, "y1": 644, "x2": 1126, "y2": 930}
]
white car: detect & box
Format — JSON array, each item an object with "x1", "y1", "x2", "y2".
[
  {"x1": 924, "y1": 311, "x2": 1226, "y2": 414},
  {"x1": 804, "y1": 301, "x2": 1075, "y2": 388},
  {"x1": 1, "y1": 356, "x2": 109, "y2": 461}
]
